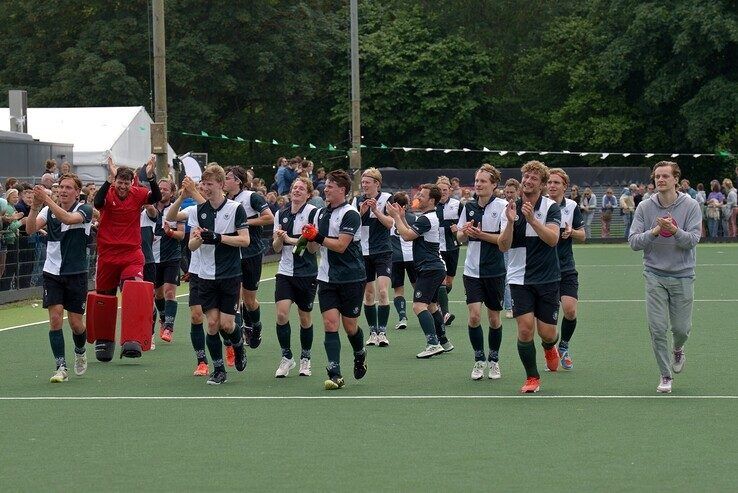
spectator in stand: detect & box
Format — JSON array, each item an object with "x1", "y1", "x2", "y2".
[
  {"x1": 633, "y1": 184, "x2": 644, "y2": 208},
  {"x1": 620, "y1": 186, "x2": 636, "y2": 238},
  {"x1": 460, "y1": 187, "x2": 473, "y2": 205},
  {"x1": 266, "y1": 192, "x2": 280, "y2": 214},
  {"x1": 680, "y1": 179, "x2": 697, "y2": 199},
  {"x1": 569, "y1": 185, "x2": 581, "y2": 205},
  {"x1": 580, "y1": 187, "x2": 596, "y2": 239},
  {"x1": 601, "y1": 187, "x2": 616, "y2": 238},
  {"x1": 1, "y1": 192, "x2": 23, "y2": 275},
  {"x1": 450, "y1": 177, "x2": 462, "y2": 200},
  {"x1": 706, "y1": 180, "x2": 724, "y2": 238},
  {"x1": 313, "y1": 168, "x2": 326, "y2": 197},
  {"x1": 694, "y1": 183, "x2": 707, "y2": 238},
  {"x1": 44, "y1": 159, "x2": 58, "y2": 178},
  {"x1": 40, "y1": 173, "x2": 55, "y2": 190},
  {"x1": 722, "y1": 178, "x2": 737, "y2": 238},
  {"x1": 642, "y1": 183, "x2": 655, "y2": 201},
  {"x1": 275, "y1": 157, "x2": 299, "y2": 196},
  {"x1": 276, "y1": 195, "x2": 288, "y2": 210},
  {"x1": 60, "y1": 161, "x2": 72, "y2": 175},
  {"x1": 308, "y1": 189, "x2": 325, "y2": 208},
  {"x1": 5, "y1": 178, "x2": 19, "y2": 192},
  {"x1": 14, "y1": 183, "x2": 33, "y2": 227}
]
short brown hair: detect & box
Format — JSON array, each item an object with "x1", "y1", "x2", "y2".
[
  {"x1": 58, "y1": 173, "x2": 82, "y2": 191},
  {"x1": 158, "y1": 179, "x2": 176, "y2": 193},
  {"x1": 326, "y1": 170, "x2": 352, "y2": 196},
  {"x1": 651, "y1": 161, "x2": 681, "y2": 181},
  {"x1": 202, "y1": 163, "x2": 226, "y2": 184},
  {"x1": 504, "y1": 178, "x2": 520, "y2": 189},
  {"x1": 476, "y1": 163, "x2": 501, "y2": 184},
  {"x1": 225, "y1": 166, "x2": 249, "y2": 190},
  {"x1": 419, "y1": 183, "x2": 442, "y2": 204},
  {"x1": 548, "y1": 168, "x2": 569, "y2": 186},
  {"x1": 521, "y1": 160, "x2": 549, "y2": 183},
  {"x1": 115, "y1": 167, "x2": 135, "y2": 182},
  {"x1": 393, "y1": 191, "x2": 409, "y2": 207}
]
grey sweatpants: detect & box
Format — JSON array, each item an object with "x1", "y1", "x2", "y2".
[{"x1": 644, "y1": 270, "x2": 694, "y2": 378}]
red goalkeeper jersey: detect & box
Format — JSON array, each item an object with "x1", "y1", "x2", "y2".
[{"x1": 97, "y1": 185, "x2": 151, "y2": 257}]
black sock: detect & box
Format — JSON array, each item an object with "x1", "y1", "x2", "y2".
[
  {"x1": 364, "y1": 304, "x2": 377, "y2": 333},
  {"x1": 377, "y1": 305, "x2": 390, "y2": 334},
  {"x1": 227, "y1": 325, "x2": 243, "y2": 346},
  {"x1": 488, "y1": 326, "x2": 502, "y2": 362},
  {"x1": 347, "y1": 328, "x2": 365, "y2": 354},
  {"x1": 417, "y1": 310, "x2": 439, "y2": 345},
  {"x1": 72, "y1": 331, "x2": 87, "y2": 355},
  {"x1": 206, "y1": 333, "x2": 224, "y2": 371},
  {"x1": 393, "y1": 296, "x2": 406, "y2": 320},
  {"x1": 220, "y1": 329, "x2": 232, "y2": 347},
  {"x1": 542, "y1": 335, "x2": 559, "y2": 350},
  {"x1": 431, "y1": 310, "x2": 447, "y2": 343},
  {"x1": 437, "y1": 286, "x2": 449, "y2": 315},
  {"x1": 300, "y1": 325, "x2": 313, "y2": 359},
  {"x1": 49, "y1": 330, "x2": 66, "y2": 369},
  {"x1": 164, "y1": 299, "x2": 177, "y2": 329},
  {"x1": 241, "y1": 304, "x2": 251, "y2": 327},
  {"x1": 249, "y1": 306, "x2": 261, "y2": 325},
  {"x1": 277, "y1": 322, "x2": 292, "y2": 359},
  {"x1": 445, "y1": 284, "x2": 453, "y2": 295},
  {"x1": 155, "y1": 297, "x2": 166, "y2": 323},
  {"x1": 560, "y1": 317, "x2": 577, "y2": 348},
  {"x1": 324, "y1": 332, "x2": 341, "y2": 376},
  {"x1": 517, "y1": 339, "x2": 539, "y2": 378},
  {"x1": 190, "y1": 323, "x2": 207, "y2": 363},
  {"x1": 468, "y1": 325, "x2": 485, "y2": 361}
]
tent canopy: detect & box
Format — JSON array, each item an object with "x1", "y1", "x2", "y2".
[{"x1": 0, "y1": 106, "x2": 176, "y2": 182}]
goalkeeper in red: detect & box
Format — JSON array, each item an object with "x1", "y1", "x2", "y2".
[{"x1": 92, "y1": 155, "x2": 161, "y2": 360}]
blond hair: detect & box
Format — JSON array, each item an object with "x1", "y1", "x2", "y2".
[
  {"x1": 476, "y1": 163, "x2": 501, "y2": 184},
  {"x1": 361, "y1": 167, "x2": 382, "y2": 185},
  {"x1": 548, "y1": 167, "x2": 569, "y2": 186},
  {"x1": 436, "y1": 175, "x2": 451, "y2": 187},
  {"x1": 201, "y1": 163, "x2": 226, "y2": 184},
  {"x1": 521, "y1": 160, "x2": 549, "y2": 183}
]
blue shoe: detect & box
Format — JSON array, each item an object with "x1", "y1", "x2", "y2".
[{"x1": 560, "y1": 348, "x2": 573, "y2": 370}]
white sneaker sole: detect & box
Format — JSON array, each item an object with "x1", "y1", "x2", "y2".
[
  {"x1": 275, "y1": 361, "x2": 297, "y2": 378},
  {"x1": 416, "y1": 347, "x2": 445, "y2": 359}
]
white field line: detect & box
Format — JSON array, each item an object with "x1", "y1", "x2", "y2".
[{"x1": 0, "y1": 395, "x2": 737, "y2": 401}]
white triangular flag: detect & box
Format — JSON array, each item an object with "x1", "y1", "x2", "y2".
[
  {"x1": 600, "y1": 153, "x2": 609, "y2": 159},
  {"x1": 482, "y1": 147, "x2": 491, "y2": 152},
  {"x1": 579, "y1": 152, "x2": 589, "y2": 156},
  {"x1": 425, "y1": 148, "x2": 433, "y2": 152},
  {"x1": 622, "y1": 153, "x2": 630, "y2": 157},
  {"x1": 645, "y1": 153, "x2": 654, "y2": 158},
  {"x1": 563, "y1": 150, "x2": 571, "y2": 154},
  {"x1": 444, "y1": 149, "x2": 452, "y2": 154},
  {"x1": 516, "y1": 151, "x2": 526, "y2": 156},
  {"x1": 540, "y1": 151, "x2": 548, "y2": 155},
  {"x1": 498, "y1": 151, "x2": 508, "y2": 156},
  {"x1": 462, "y1": 148, "x2": 470, "y2": 152},
  {"x1": 671, "y1": 154, "x2": 679, "y2": 158},
  {"x1": 693, "y1": 154, "x2": 701, "y2": 158},
  {"x1": 402, "y1": 147, "x2": 412, "y2": 152}
]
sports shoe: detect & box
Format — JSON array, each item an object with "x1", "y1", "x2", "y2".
[
  {"x1": 249, "y1": 325, "x2": 262, "y2": 349},
  {"x1": 225, "y1": 346, "x2": 235, "y2": 367},
  {"x1": 242, "y1": 326, "x2": 253, "y2": 347},
  {"x1": 544, "y1": 346, "x2": 559, "y2": 372},
  {"x1": 443, "y1": 312, "x2": 455, "y2": 326},
  {"x1": 488, "y1": 360, "x2": 501, "y2": 380},
  {"x1": 275, "y1": 357, "x2": 296, "y2": 378},
  {"x1": 120, "y1": 340, "x2": 142, "y2": 358},
  {"x1": 416, "y1": 344, "x2": 445, "y2": 359},
  {"x1": 150, "y1": 339, "x2": 156, "y2": 351},
  {"x1": 520, "y1": 376, "x2": 540, "y2": 393},
  {"x1": 193, "y1": 362, "x2": 209, "y2": 376},
  {"x1": 560, "y1": 348, "x2": 573, "y2": 370},
  {"x1": 161, "y1": 328, "x2": 173, "y2": 343},
  {"x1": 672, "y1": 348, "x2": 686, "y2": 374},
  {"x1": 158, "y1": 323, "x2": 165, "y2": 339},
  {"x1": 505, "y1": 310, "x2": 513, "y2": 319},
  {"x1": 324, "y1": 375, "x2": 345, "y2": 390},
  {"x1": 234, "y1": 343, "x2": 247, "y2": 372},
  {"x1": 377, "y1": 333, "x2": 389, "y2": 347},
  {"x1": 206, "y1": 370, "x2": 227, "y2": 385},
  {"x1": 50, "y1": 367, "x2": 68, "y2": 383},
  {"x1": 353, "y1": 351, "x2": 368, "y2": 379},
  {"x1": 395, "y1": 318, "x2": 408, "y2": 330},
  {"x1": 299, "y1": 358, "x2": 312, "y2": 376},
  {"x1": 441, "y1": 340, "x2": 454, "y2": 352},
  {"x1": 74, "y1": 352, "x2": 87, "y2": 376},
  {"x1": 471, "y1": 361, "x2": 486, "y2": 380},
  {"x1": 366, "y1": 332, "x2": 379, "y2": 346},
  {"x1": 657, "y1": 376, "x2": 672, "y2": 393}
]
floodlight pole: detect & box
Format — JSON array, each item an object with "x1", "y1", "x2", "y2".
[
  {"x1": 349, "y1": 0, "x2": 362, "y2": 192},
  {"x1": 151, "y1": 0, "x2": 169, "y2": 179}
]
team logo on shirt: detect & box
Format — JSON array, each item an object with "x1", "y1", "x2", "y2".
[
  {"x1": 415, "y1": 290, "x2": 422, "y2": 299},
  {"x1": 201, "y1": 213, "x2": 207, "y2": 219},
  {"x1": 224, "y1": 213, "x2": 230, "y2": 219},
  {"x1": 535, "y1": 212, "x2": 542, "y2": 220},
  {"x1": 552, "y1": 310, "x2": 558, "y2": 322},
  {"x1": 282, "y1": 217, "x2": 288, "y2": 224},
  {"x1": 492, "y1": 212, "x2": 497, "y2": 217},
  {"x1": 353, "y1": 306, "x2": 359, "y2": 314}
]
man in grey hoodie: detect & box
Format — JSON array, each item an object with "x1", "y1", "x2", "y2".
[{"x1": 629, "y1": 161, "x2": 701, "y2": 394}]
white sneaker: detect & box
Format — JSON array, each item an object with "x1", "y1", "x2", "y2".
[
  {"x1": 471, "y1": 361, "x2": 486, "y2": 380},
  {"x1": 50, "y1": 367, "x2": 68, "y2": 383},
  {"x1": 275, "y1": 357, "x2": 296, "y2": 378},
  {"x1": 505, "y1": 310, "x2": 513, "y2": 319},
  {"x1": 672, "y1": 348, "x2": 686, "y2": 373},
  {"x1": 657, "y1": 376, "x2": 672, "y2": 393},
  {"x1": 416, "y1": 344, "x2": 444, "y2": 359},
  {"x1": 395, "y1": 318, "x2": 408, "y2": 330},
  {"x1": 441, "y1": 341, "x2": 454, "y2": 352},
  {"x1": 150, "y1": 339, "x2": 156, "y2": 351},
  {"x1": 366, "y1": 332, "x2": 379, "y2": 346},
  {"x1": 74, "y1": 352, "x2": 88, "y2": 376},
  {"x1": 488, "y1": 360, "x2": 501, "y2": 379},
  {"x1": 299, "y1": 358, "x2": 312, "y2": 376},
  {"x1": 377, "y1": 333, "x2": 390, "y2": 347}
]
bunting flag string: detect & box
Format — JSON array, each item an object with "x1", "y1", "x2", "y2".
[{"x1": 174, "y1": 130, "x2": 733, "y2": 159}]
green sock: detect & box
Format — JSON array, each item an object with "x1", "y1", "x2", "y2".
[
  {"x1": 300, "y1": 325, "x2": 313, "y2": 359},
  {"x1": 206, "y1": 333, "x2": 224, "y2": 370},
  {"x1": 488, "y1": 326, "x2": 502, "y2": 362},
  {"x1": 155, "y1": 297, "x2": 166, "y2": 323},
  {"x1": 364, "y1": 304, "x2": 377, "y2": 333},
  {"x1": 377, "y1": 305, "x2": 390, "y2": 334},
  {"x1": 542, "y1": 335, "x2": 559, "y2": 350},
  {"x1": 347, "y1": 328, "x2": 365, "y2": 354},
  {"x1": 324, "y1": 332, "x2": 341, "y2": 377},
  {"x1": 517, "y1": 339, "x2": 539, "y2": 378},
  {"x1": 417, "y1": 310, "x2": 439, "y2": 345},
  {"x1": 72, "y1": 331, "x2": 87, "y2": 355},
  {"x1": 468, "y1": 325, "x2": 485, "y2": 361},
  {"x1": 164, "y1": 300, "x2": 177, "y2": 329},
  {"x1": 190, "y1": 323, "x2": 207, "y2": 363},
  {"x1": 393, "y1": 296, "x2": 406, "y2": 320},
  {"x1": 277, "y1": 322, "x2": 292, "y2": 359},
  {"x1": 437, "y1": 286, "x2": 449, "y2": 315},
  {"x1": 49, "y1": 330, "x2": 66, "y2": 369}
]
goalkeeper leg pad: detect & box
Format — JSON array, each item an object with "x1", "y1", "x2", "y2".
[
  {"x1": 86, "y1": 292, "x2": 118, "y2": 362},
  {"x1": 120, "y1": 280, "x2": 154, "y2": 356}
]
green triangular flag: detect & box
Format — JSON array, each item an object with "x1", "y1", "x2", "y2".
[
  {"x1": 719, "y1": 150, "x2": 731, "y2": 157},
  {"x1": 236, "y1": 136, "x2": 245, "y2": 141},
  {"x1": 272, "y1": 139, "x2": 279, "y2": 145},
  {"x1": 291, "y1": 144, "x2": 299, "y2": 148},
  {"x1": 328, "y1": 144, "x2": 336, "y2": 151},
  {"x1": 380, "y1": 143, "x2": 388, "y2": 149},
  {"x1": 309, "y1": 143, "x2": 317, "y2": 149},
  {"x1": 200, "y1": 131, "x2": 209, "y2": 137}
]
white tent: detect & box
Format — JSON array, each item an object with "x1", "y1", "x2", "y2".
[{"x1": 0, "y1": 106, "x2": 176, "y2": 183}]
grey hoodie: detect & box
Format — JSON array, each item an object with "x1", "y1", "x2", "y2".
[{"x1": 628, "y1": 191, "x2": 701, "y2": 278}]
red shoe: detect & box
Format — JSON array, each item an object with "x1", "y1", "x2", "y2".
[
  {"x1": 158, "y1": 323, "x2": 165, "y2": 339},
  {"x1": 161, "y1": 328, "x2": 173, "y2": 343},
  {"x1": 520, "y1": 377, "x2": 540, "y2": 393},
  {"x1": 225, "y1": 346, "x2": 235, "y2": 367},
  {"x1": 193, "y1": 362, "x2": 209, "y2": 376},
  {"x1": 544, "y1": 346, "x2": 559, "y2": 372}
]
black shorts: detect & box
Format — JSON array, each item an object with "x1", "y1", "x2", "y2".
[
  {"x1": 509, "y1": 282, "x2": 560, "y2": 325},
  {"x1": 188, "y1": 274, "x2": 201, "y2": 307},
  {"x1": 463, "y1": 275, "x2": 504, "y2": 311},
  {"x1": 318, "y1": 280, "x2": 366, "y2": 318},
  {"x1": 198, "y1": 276, "x2": 241, "y2": 315},
  {"x1": 392, "y1": 261, "x2": 418, "y2": 289},
  {"x1": 441, "y1": 249, "x2": 460, "y2": 277},
  {"x1": 413, "y1": 269, "x2": 446, "y2": 305},
  {"x1": 155, "y1": 260, "x2": 181, "y2": 288},
  {"x1": 364, "y1": 252, "x2": 393, "y2": 281},
  {"x1": 275, "y1": 274, "x2": 318, "y2": 312},
  {"x1": 43, "y1": 272, "x2": 87, "y2": 314},
  {"x1": 559, "y1": 270, "x2": 579, "y2": 300},
  {"x1": 241, "y1": 256, "x2": 263, "y2": 291},
  {"x1": 143, "y1": 263, "x2": 156, "y2": 283}
]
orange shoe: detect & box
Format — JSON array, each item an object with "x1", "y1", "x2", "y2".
[
  {"x1": 544, "y1": 346, "x2": 559, "y2": 372},
  {"x1": 161, "y1": 328, "x2": 173, "y2": 343},
  {"x1": 520, "y1": 377, "x2": 540, "y2": 393},
  {"x1": 158, "y1": 323, "x2": 165, "y2": 339},
  {"x1": 193, "y1": 362, "x2": 209, "y2": 376},
  {"x1": 225, "y1": 346, "x2": 235, "y2": 367}
]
